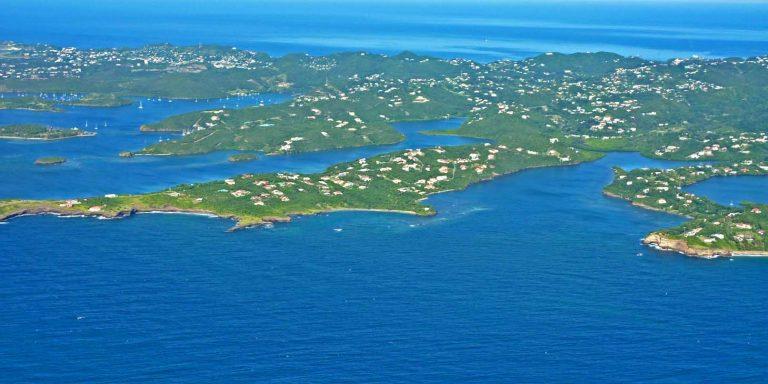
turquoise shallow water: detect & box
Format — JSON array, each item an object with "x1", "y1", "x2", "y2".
[{"x1": 1, "y1": 1, "x2": 768, "y2": 382}]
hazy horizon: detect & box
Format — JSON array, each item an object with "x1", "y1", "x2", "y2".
[{"x1": 3, "y1": 0, "x2": 767, "y2": 61}]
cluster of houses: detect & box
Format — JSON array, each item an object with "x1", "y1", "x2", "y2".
[
  {"x1": 157, "y1": 140, "x2": 574, "y2": 214},
  {"x1": 614, "y1": 160, "x2": 768, "y2": 246},
  {"x1": 684, "y1": 132, "x2": 768, "y2": 160},
  {"x1": 0, "y1": 42, "x2": 275, "y2": 80},
  {"x1": 7, "y1": 42, "x2": 761, "y2": 163}
]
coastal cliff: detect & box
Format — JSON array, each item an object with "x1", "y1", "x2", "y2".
[
  {"x1": 603, "y1": 163, "x2": 768, "y2": 259},
  {"x1": 644, "y1": 233, "x2": 768, "y2": 259}
]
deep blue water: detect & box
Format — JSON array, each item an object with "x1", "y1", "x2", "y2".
[
  {"x1": 2, "y1": 151, "x2": 768, "y2": 383},
  {"x1": 2, "y1": 0, "x2": 768, "y2": 61},
  {"x1": 2, "y1": 2, "x2": 768, "y2": 382},
  {"x1": 686, "y1": 176, "x2": 768, "y2": 207}
]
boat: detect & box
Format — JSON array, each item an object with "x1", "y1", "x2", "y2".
[{"x1": 138, "y1": 101, "x2": 144, "y2": 109}]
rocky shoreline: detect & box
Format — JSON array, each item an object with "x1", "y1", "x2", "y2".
[
  {"x1": 0, "y1": 202, "x2": 426, "y2": 232},
  {"x1": 0, "y1": 204, "x2": 276, "y2": 231},
  {"x1": 603, "y1": 190, "x2": 768, "y2": 259},
  {"x1": 643, "y1": 233, "x2": 768, "y2": 259}
]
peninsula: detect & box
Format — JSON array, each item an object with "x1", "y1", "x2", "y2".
[
  {"x1": 1, "y1": 141, "x2": 599, "y2": 229},
  {"x1": 604, "y1": 161, "x2": 768, "y2": 258}
]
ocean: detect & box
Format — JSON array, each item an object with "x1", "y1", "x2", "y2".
[
  {"x1": 2, "y1": 0, "x2": 768, "y2": 61},
  {"x1": 1, "y1": 1, "x2": 767, "y2": 382}
]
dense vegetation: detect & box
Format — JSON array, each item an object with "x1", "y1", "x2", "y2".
[
  {"x1": 133, "y1": 52, "x2": 768, "y2": 159},
  {"x1": 2, "y1": 42, "x2": 767, "y2": 256}
]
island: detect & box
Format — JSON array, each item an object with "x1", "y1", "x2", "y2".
[
  {"x1": 66, "y1": 93, "x2": 132, "y2": 107},
  {"x1": 1, "y1": 42, "x2": 767, "y2": 257},
  {"x1": 0, "y1": 124, "x2": 95, "y2": 140},
  {"x1": 228, "y1": 153, "x2": 258, "y2": 162},
  {"x1": 0, "y1": 96, "x2": 59, "y2": 111},
  {"x1": 34, "y1": 156, "x2": 67, "y2": 166},
  {"x1": 0, "y1": 93, "x2": 131, "y2": 111}
]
